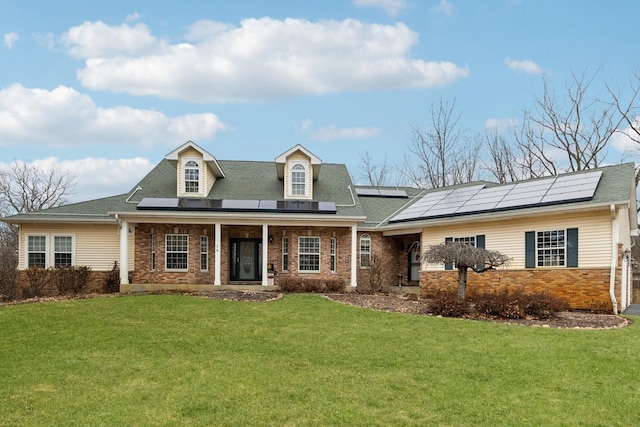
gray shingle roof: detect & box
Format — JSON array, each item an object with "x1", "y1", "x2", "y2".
[{"x1": 3, "y1": 159, "x2": 636, "y2": 229}]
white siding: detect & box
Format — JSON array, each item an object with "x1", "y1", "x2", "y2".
[
  {"x1": 617, "y1": 205, "x2": 631, "y2": 249},
  {"x1": 19, "y1": 223, "x2": 132, "y2": 271},
  {"x1": 421, "y1": 209, "x2": 612, "y2": 270}
]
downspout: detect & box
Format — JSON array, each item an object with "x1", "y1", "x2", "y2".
[{"x1": 610, "y1": 205, "x2": 618, "y2": 315}]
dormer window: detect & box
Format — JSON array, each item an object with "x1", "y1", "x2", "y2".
[
  {"x1": 291, "y1": 163, "x2": 307, "y2": 196},
  {"x1": 184, "y1": 160, "x2": 200, "y2": 194}
]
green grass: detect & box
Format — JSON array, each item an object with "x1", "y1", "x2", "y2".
[{"x1": 1, "y1": 294, "x2": 639, "y2": 426}]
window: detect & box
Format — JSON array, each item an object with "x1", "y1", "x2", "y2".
[
  {"x1": 360, "y1": 234, "x2": 371, "y2": 268},
  {"x1": 184, "y1": 160, "x2": 200, "y2": 193},
  {"x1": 330, "y1": 237, "x2": 337, "y2": 273},
  {"x1": 200, "y1": 235, "x2": 208, "y2": 271},
  {"x1": 454, "y1": 236, "x2": 476, "y2": 246},
  {"x1": 166, "y1": 234, "x2": 188, "y2": 270},
  {"x1": 27, "y1": 235, "x2": 46, "y2": 268},
  {"x1": 282, "y1": 236, "x2": 289, "y2": 271},
  {"x1": 444, "y1": 235, "x2": 485, "y2": 270},
  {"x1": 291, "y1": 163, "x2": 306, "y2": 196},
  {"x1": 525, "y1": 229, "x2": 577, "y2": 268},
  {"x1": 298, "y1": 236, "x2": 320, "y2": 272},
  {"x1": 151, "y1": 234, "x2": 156, "y2": 271},
  {"x1": 537, "y1": 230, "x2": 565, "y2": 267},
  {"x1": 53, "y1": 236, "x2": 73, "y2": 267}
]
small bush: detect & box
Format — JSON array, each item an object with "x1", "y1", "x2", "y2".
[
  {"x1": 302, "y1": 279, "x2": 324, "y2": 293},
  {"x1": 521, "y1": 293, "x2": 569, "y2": 319},
  {"x1": 324, "y1": 279, "x2": 345, "y2": 293},
  {"x1": 428, "y1": 289, "x2": 471, "y2": 317},
  {"x1": 0, "y1": 267, "x2": 19, "y2": 301},
  {"x1": 278, "y1": 276, "x2": 303, "y2": 293},
  {"x1": 51, "y1": 266, "x2": 92, "y2": 295},
  {"x1": 472, "y1": 290, "x2": 525, "y2": 319},
  {"x1": 23, "y1": 267, "x2": 49, "y2": 298},
  {"x1": 103, "y1": 261, "x2": 121, "y2": 293}
]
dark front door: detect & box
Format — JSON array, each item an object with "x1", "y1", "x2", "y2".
[{"x1": 230, "y1": 239, "x2": 262, "y2": 281}]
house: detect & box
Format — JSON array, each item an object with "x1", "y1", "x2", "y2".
[{"x1": 4, "y1": 141, "x2": 637, "y2": 313}]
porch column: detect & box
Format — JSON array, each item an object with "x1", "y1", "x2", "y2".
[
  {"x1": 214, "y1": 223, "x2": 221, "y2": 286},
  {"x1": 119, "y1": 220, "x2": 129, "y2": 285},
  {"x1": 262, "y1": 224, "x2": 269, "y2": 286},
  {"x1": 350, "y1": 225, "x2": 358, "y2": 287}
]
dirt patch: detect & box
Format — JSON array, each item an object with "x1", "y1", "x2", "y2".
[{"x1": 325, "y1": 293, "x2": 630, "y2": 329}]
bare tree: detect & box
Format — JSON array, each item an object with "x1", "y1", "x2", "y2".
[
  {"x1": 423, "y1": 242, "x2": 509, "y2": 300},
  {"x1": 0, "y1": 161, "x2": 75, "y2": 214},
  {"x1": 404, "y1": 97, "x2": 480, "y2": 189},
  {"x1": 358, "y1": 151, "x2": 391, "y2": 186},
  {"x1": 482, "y1": 129, "x2": 522, "y2": 183},
  {"x1": 518, "y1": 69, "x2": 624, "y2": 175}
]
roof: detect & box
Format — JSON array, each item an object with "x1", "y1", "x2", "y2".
[{"x1": 3, "y1": 157, "x2": 636, "y2": 231}]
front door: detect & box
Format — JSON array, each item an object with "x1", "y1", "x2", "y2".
[
  {"x1": 408, "y1": 242, "x2": 421, "y2": 282},
  {"x1": 230, "y1": 239, "x2": 262, "y2": 281}
]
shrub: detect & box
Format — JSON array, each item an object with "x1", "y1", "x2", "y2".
[
  {"x1": 324, "y1": 279, "x2": 345, "y2": 293},
  {"x1": 428, "y1": 289, "x2": 471, "y2": 317},
  {"x1": 0, "y1": 265, "x2": 18, "y2": 301},
  {"x1": 302, "y1": 279, "x2": 324, "y2": 293},
  {"x1": 472, "y1": 290, "x2": 525, "y2": 319},
  {"x1": 521, "y1": 293, "x2": 569, "y2": 319},
  {"x1": 278, "y1": 276, "x2": 303, "y2": 293},
  {"x1": 51, "y1": 266, "x2": 92, "y2": 295},
  {"x1": 103, "y1": 261, "x2": 120, "y2": 293},
  {"x1": 23, "y1": 267, "x2": 49, "y2": 298}
]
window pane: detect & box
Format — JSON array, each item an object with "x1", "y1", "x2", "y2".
[
  {"x1": 200, "y1": 236, "x2": 208, "y2": 271},
  {"x1": 28, "y1": 236, "x2": 46, "y2": 252},
  {"x1": 166, "y1": 235, "x2": 188, "y2": 270},
  {"x1": 537, "y1": 230, "x2": 565, "y2": 266},
  {"x1": 28, "y1": 236, "x2": 47, "y2": 268},
  {"x1": 299, "y1": 237, "x2": 320, "y2": 271},
  {"x1": 360, "y1": 234, "x2": 371, "y2": 267},
  {"x1": 28, "y1": 253, "x2": 46, "y2": 268},
  {"x1": 282, "y1": 237, "x2": 289, "y2": 271}
]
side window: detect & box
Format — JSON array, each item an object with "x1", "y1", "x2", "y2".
[
  {"x1": 359, "y1": 234, "x2": 371, "y2": 268},
  {"x1": 53, "y1": 235, "x2": 73, "y2": 267},
  {"x1": 200, "y1": 235, "x2": 208, "y2": 271},
  {"x1": 27, "y1": 235, "x2": 47, "y2": 268},
  {"x1": 330, "y1": 237, "x2": 337, "y2": 273},
  {"x1": 282, "y1": 236, "x2": 289, "y2": 272},
  {"x1": 525, "y1": 229, "x2": 578, "y2": 268}
]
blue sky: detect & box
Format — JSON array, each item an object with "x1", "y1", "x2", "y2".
[{"x1": 1, "y1": 0, "x2": 639, "y2": 202}]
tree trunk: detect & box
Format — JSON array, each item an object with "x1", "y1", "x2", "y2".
[{"x1": 457, "y1": 266, "x2": 467, "y2": 300}]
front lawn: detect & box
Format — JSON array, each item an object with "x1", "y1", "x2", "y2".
[{"x1": 1, "y1": 294, "x2": 639, "y2": 426}]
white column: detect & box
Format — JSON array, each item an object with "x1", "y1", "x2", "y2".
[
  {"x1": 350, "y1": 225, "x2": 358, "y2": 287},
  {"x1": 262, "y1": 224, "x2": 269, "y2": 286},
  {"x1": 119, "y1": 220, "x2": 129, "y2": 285},
  {"x1": 214, "y1": 223, "x2": 221, "y2": 286}
]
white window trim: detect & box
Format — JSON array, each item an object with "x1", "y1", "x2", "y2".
[
  {"x1": 200, "y1": 235, "x2": 209, "y2": 272},
  {"x1": 330, "y1": 237, "x2": 337, "y2": 273},
  {"x1": 182, "y1": 157, "x2": 202, "y2": 195},
  {"x1": 25, "y1": 233, "x2": 48, "y2": 269},
  {"x1": 536, "y1": 229, "x2": 566, "y2": 267},
  {"x1": 298, "y1": 236, "x2": 321, "y2": 273},
  {"x1": 282, "y1": 236, "x2": 289, "y2": 272},
  {"x1": 52, "y1": 234, "x2": 76, "y2": 268},
  {"x1": 289, "y1": 160, "x2": 309, "y2": 198},
  {"x1": 359, "y1": 234, "x2": 371, "y2": 269},
  {"x1": 165, "y1": 234, "x2": 189, "y2": 272}
]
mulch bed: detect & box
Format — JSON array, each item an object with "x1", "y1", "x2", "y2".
[{"x1": 2, "y1": 291, "x2": 630, "y2": 329}]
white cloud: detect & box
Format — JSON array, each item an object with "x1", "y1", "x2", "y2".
[
  {"x1": 484, "y1": 118, "x2": 517, "y2": 131},
  {"x1": 353, "y1": 0, "x2": 408, "y2": 16},
  {"x1": 60, "y1": 20, "x2": 160, "y2": 58},
  {"x1": 0, "y1": 84, "x2": 226, "y2": 147},
  {"x1": 611, "y1": 118, "x2": 640, "y2": 153},
  {"x1": 0, "y1": 156, "x2": 153, "y2": 203},
  {"x1": 125, "y1": 12, "x2": 142, "y2": 23},
  {"x1": 59, "y1": 18, "x2": 469, "y2": 102},
  {"x1": 505, "y1": 58, "x2": 545, "y2": 75},
  {"x1": 310, "y1": 125, "x2": 381, "y2": 142},
  {"x1": 4, "y1": 32, "x2": 19, "y2": 49},
  {"x1": 434, "y1": 0, "x2": 455, "y2": 15}
]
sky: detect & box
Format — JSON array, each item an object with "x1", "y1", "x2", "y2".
[{"x1": 1, "y1": 0, "x2": 640, "y2": 203}]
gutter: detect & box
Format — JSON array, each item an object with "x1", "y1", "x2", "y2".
[{"x1": 610, "y1": 205, "x2": 619, "y2": 315}]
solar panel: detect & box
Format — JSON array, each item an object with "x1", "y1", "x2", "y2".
[
  {"x1": 137, "y1": 198, "x2": 180, "y2": 209},
  {"x1": 356, "y1": 188, "x2": 409, "y2": 198},
  {"x1": 355, "y1": 188, "x2": 380, "y2": 196},
  {"x1": 390, "y1": 170, "x2": 603, "y2": 223}
]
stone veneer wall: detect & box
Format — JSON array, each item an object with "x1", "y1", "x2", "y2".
[{"x1": 419, "y1": 244, "x2": 626, "y2": 311}]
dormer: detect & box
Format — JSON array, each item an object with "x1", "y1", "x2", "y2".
[
  {"x1": 166, "y1": 141, "x2": 225, "y2": 198},
  {"x1": 275, "y1": 145, "x2": 321, "y2": 200}
]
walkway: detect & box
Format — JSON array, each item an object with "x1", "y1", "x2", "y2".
[{"x1": 622, "y1": 304, "x2": 640, "y2": 315}]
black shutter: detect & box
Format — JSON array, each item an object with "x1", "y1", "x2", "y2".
[
  {"x1": 566, "y1": 228, "x2": 578, "y2": 268},
  {"x1": 445, "y1": 237, "x2": 453, "y2": 270},
  {"x1": 525, "y1": 231, "x2": 535, "y2": 268},
  {"x1": 475, "y1": 235, "x2": 486, "y2": 270}
]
